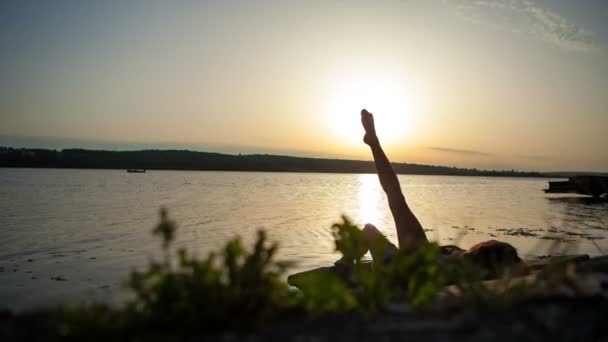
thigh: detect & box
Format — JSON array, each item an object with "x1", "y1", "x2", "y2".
[{"x1": 362, "y1": 224, "x2": 398, "y2": 262}]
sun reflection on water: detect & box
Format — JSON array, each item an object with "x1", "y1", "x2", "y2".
[{"x1": 356, "y1": 174, "x2": 385, "y2": 231}]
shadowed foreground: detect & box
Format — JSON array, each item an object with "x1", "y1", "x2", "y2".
[{"x1": 1, "y1": 211, "x2": 607, "y2": 341}]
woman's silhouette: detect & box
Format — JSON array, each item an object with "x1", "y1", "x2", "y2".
[{"x1": 340, "y1": 109, "x2": 524, "y2": 277}]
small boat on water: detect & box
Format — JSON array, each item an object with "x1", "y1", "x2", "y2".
[
  {"x1": 545, "y1": 176, "x2": 608, "y2": 198},
  {"x1": 127, "y1": 169, "x2": 146, "y2": 173}
]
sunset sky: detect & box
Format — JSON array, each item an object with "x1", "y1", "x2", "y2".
[{"x1": 1, "y1": 0, "x2": 607, "y2": 172}]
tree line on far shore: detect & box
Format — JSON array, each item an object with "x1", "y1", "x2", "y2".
[{"x1": 0, "y1": 147, "x2": 545, "y2": 177}]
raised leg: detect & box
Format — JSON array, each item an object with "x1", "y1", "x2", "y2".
[{"x1": 361, "y1": 109, "x2": 428, "y2": 252}]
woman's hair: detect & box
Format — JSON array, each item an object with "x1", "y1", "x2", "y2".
[
  {"x1": 440, "y1": 240, "x2": 527, "y2": 279},
  {"x1": 462, "y1": 240, "x2": 525, "y2": 278}
]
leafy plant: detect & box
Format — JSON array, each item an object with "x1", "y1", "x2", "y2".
[
  {"x1": 327, "y1": 216, "x2": 448, "y2": 311},
  {"x1": 41, "y1": 209, "x2": 589, "y2": 339},
  {"x1": 125, "y1": 208, "x2": 297, "y2": 333},
  {"x1": 292, "y1": 271, "x2": 359, "y2": 314}
]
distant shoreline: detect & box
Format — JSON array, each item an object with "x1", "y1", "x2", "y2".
[
  {"x1": 0, "y1": 146, "x2": 550, "y2": 178},
  {"x1": 0, "y1": 166, "x2": 556, "y2": 179}
]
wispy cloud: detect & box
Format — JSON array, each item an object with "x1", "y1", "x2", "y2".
[
  {"x1": 448, "y1": 0, "x2": 598, "y2": 52},
  {"x1": 429, "y1": 146, "x2": 493, "y2": 156},
  {"x1": 516, "y1": 154, "x2": 555, "y2": 161}
]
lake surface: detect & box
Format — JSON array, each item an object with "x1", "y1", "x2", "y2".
[{"x1": 1, "y1": 168, "x2": 607, "y2": 311}]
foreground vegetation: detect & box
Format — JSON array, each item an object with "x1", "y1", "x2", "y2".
[
  {"x1": 47, "y1": 211, "x2": 451, "y2": 338},
  {"x1": 3, "y1": 209, "x2": 606, "y2": 340}
]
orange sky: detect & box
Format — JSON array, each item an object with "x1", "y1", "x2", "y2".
[{"x1": 1, "y1": 1, "x2": 607, "y2": 171}]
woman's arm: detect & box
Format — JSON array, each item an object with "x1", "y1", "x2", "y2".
[{"x1": 361, "y1": 109, "x2": 428, "y2": 250}]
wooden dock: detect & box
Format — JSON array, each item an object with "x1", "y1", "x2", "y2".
[{"x1": 544, "y1": 176, "x2": 608, "y2": 198}]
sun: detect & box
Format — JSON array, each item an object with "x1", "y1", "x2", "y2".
[{"x1": 326, "y1": 73, "x2": 416, "y2": 146}]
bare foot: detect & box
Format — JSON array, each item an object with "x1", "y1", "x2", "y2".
[{"x1": 361, "y1": 109, "x2": 378, "y2": 146}]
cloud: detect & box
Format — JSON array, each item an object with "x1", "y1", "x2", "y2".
[
  {"x1": 516, "y1": 154, "x2": 555, "y2": 161},
  {"x1": 448, "y1": 0, "x2": 598, "y2": 52},
  {"x1": 429, "y1": 146, "x2": 493, "y2": 156}
]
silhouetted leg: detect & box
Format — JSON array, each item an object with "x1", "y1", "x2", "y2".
[
  {"x1": 361, "y1": 109, "x2": 428, "y2": 252},
  {"x1": 334, "y1": 223, "x2": 396, "y2": 272},
  {"x1": 362, "y1": 223, "x2": 398, "y2": 263}
]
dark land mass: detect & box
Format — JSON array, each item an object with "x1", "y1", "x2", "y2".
[
  {"x1": 545, "y1": 171, "x2": 608, "y2": 178},
  {"x1": 0, "y1": 147, "x2": 545, "y2": 177}
]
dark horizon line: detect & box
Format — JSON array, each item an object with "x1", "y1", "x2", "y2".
[
  {"x1": 2, "y1": 135, "x2": 606, "y2": 174},
  {"x1": 4, "y1": 145, "x2": 600, "y2": 177}
]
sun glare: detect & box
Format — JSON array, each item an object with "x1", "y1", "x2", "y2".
[
  {"x1": 326, "y1": 73, "x2": 416, "y2": 146},
  {"x1": 356, "y1": 174, "x2": 383, "y2": 228}
]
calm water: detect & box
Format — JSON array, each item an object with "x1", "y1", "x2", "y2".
[{"x1": 1, "y1": 168, "x2": 607, "y2": 311}]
